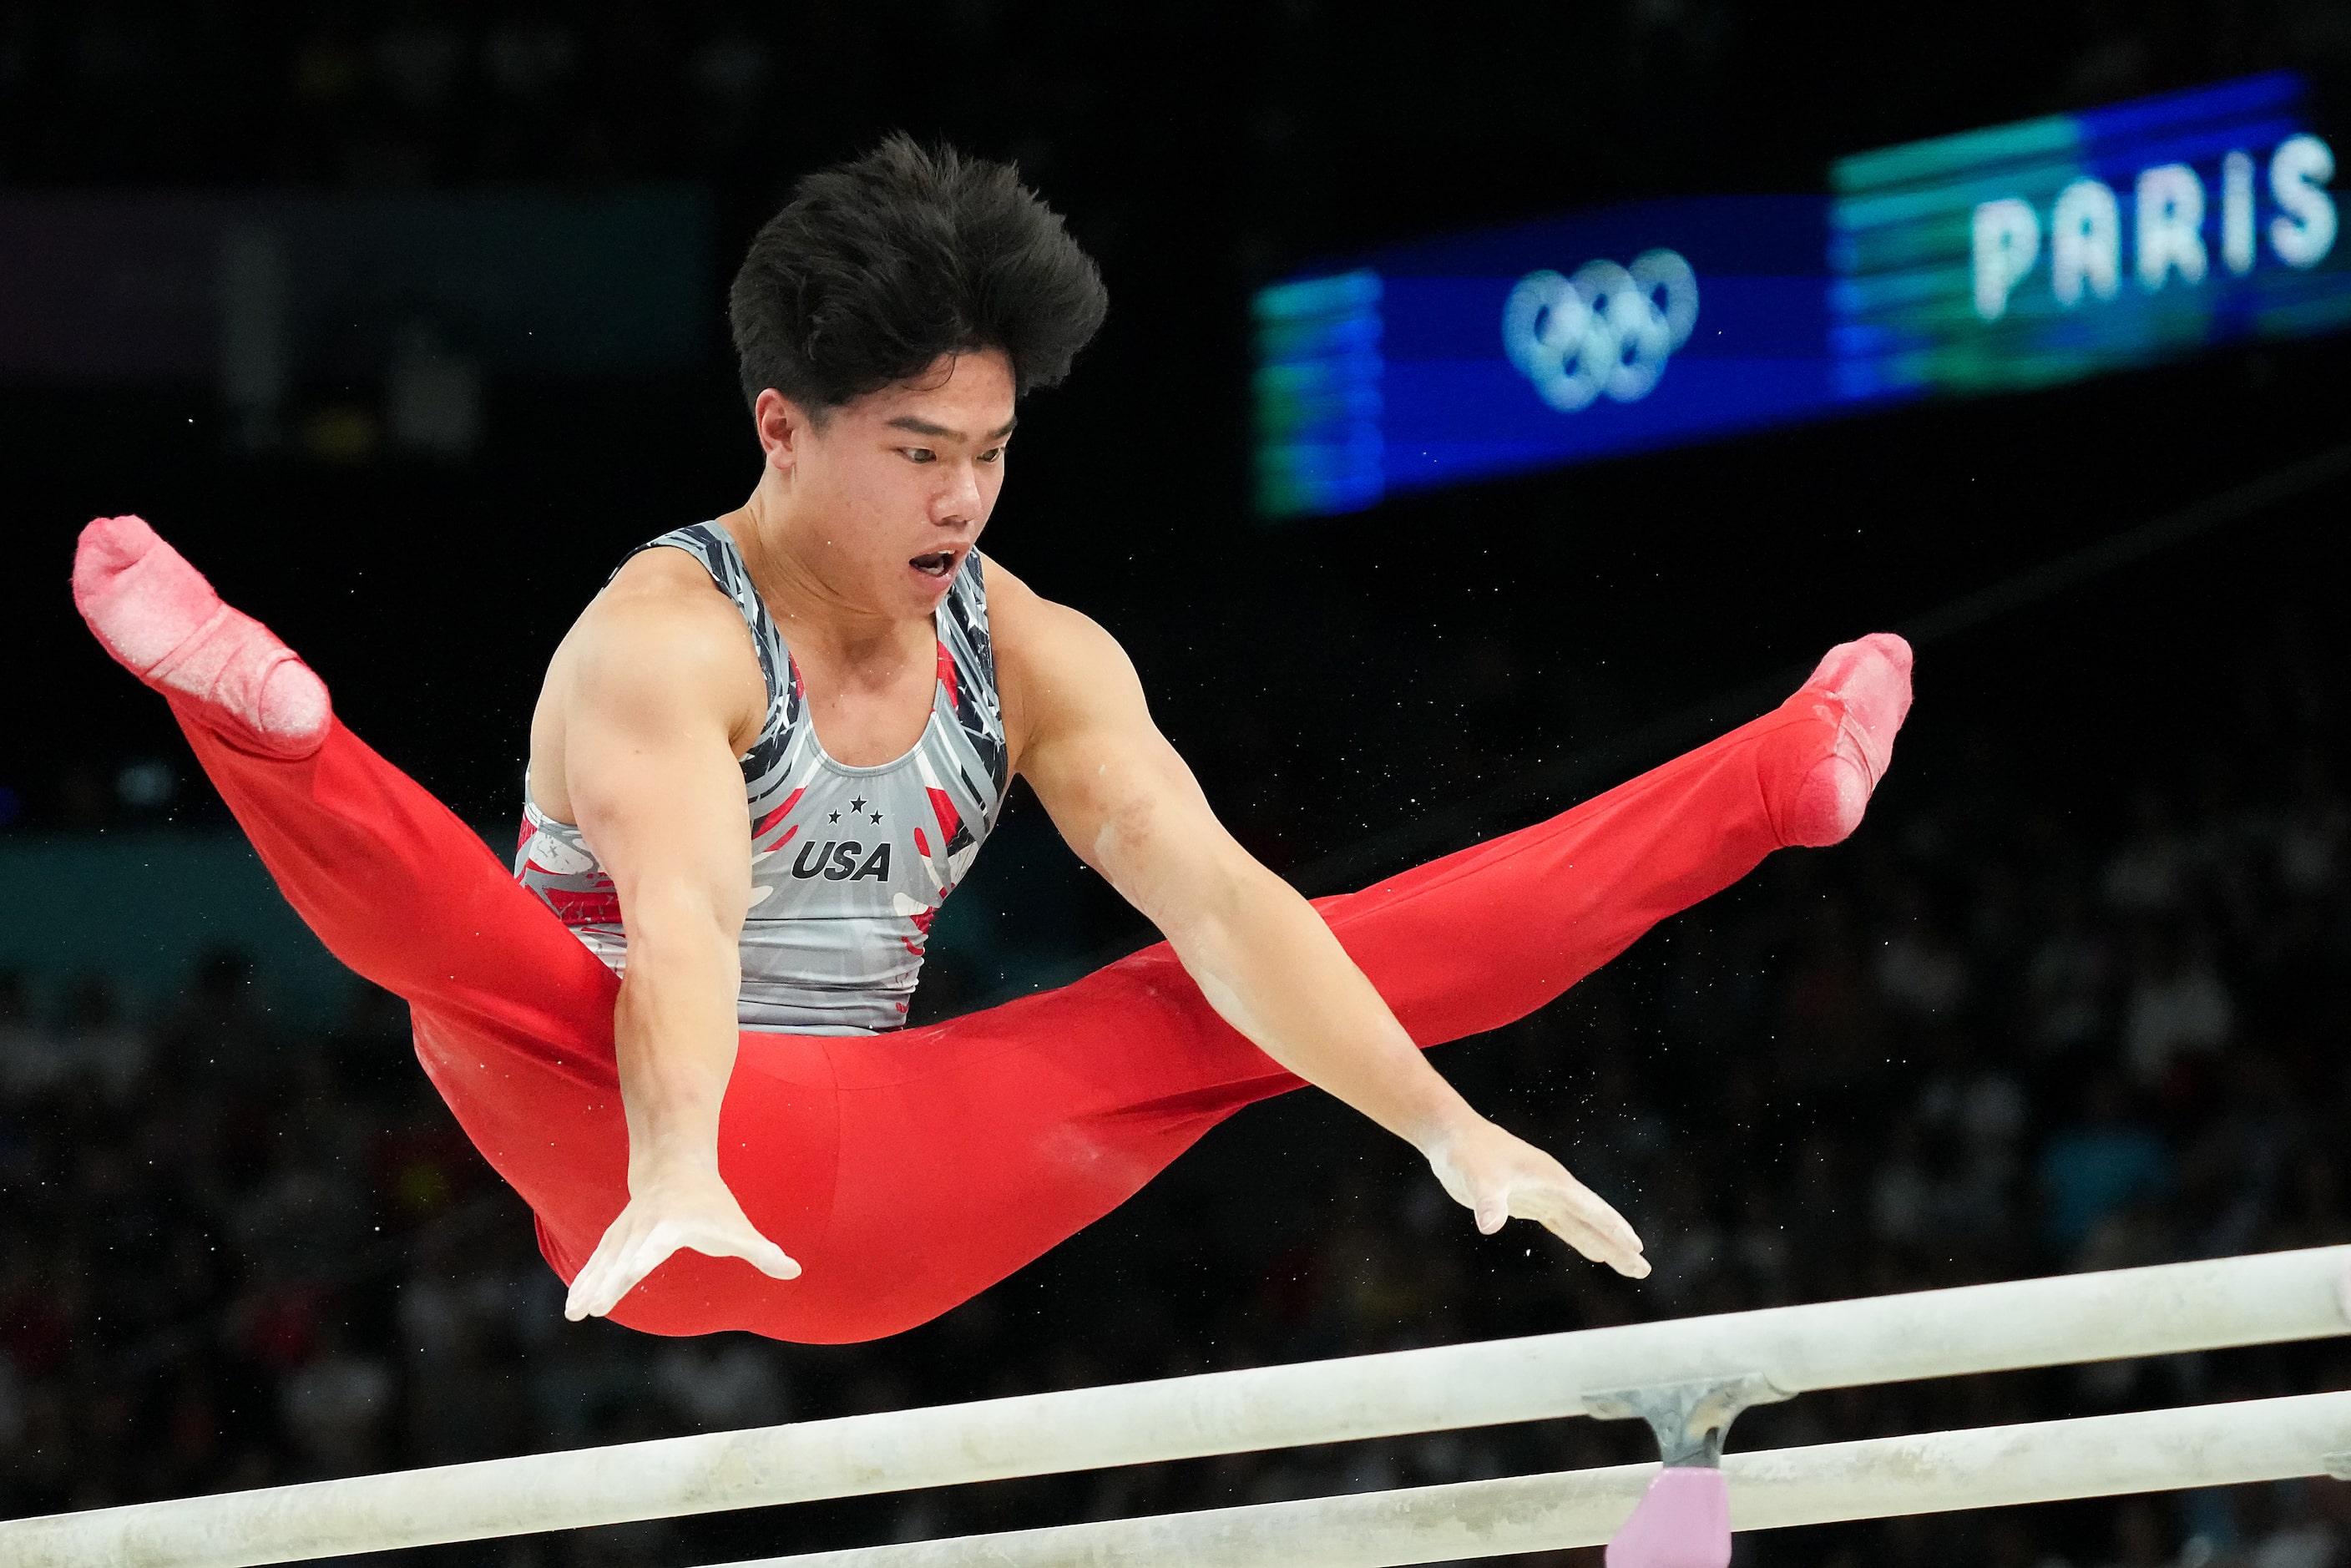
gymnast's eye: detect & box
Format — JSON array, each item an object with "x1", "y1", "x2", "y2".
[
  {"x1": 978, "y1": 447, "x2": 1004, "y2": 463},
  {"x1": 899, "y1": 448, "x2": 938, "y2": 463}
]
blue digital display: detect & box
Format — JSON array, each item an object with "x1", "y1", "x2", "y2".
[
  {"x1": 1254, "y1": 195, "x2": 1837, "y2": 518},
  {"x1": 1831, "y1": 71, "x2": 2349, "y2": 402},
  {"x1": 1255, "y1": 72, "x2": 2345, "y2": 520}
]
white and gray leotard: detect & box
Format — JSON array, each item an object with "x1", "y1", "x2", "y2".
[{"x1": 513, "y1": 519, "x2": 1009, "y2": 1034}]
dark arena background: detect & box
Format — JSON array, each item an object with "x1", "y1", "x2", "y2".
[{"x1": 4, "y1": 6, "x2": 2351, "y2": 1567}]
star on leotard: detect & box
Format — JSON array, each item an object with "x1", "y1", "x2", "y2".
[
  {"x1": 828, "y1": 811, "x2": 841, "y2": 823},
  {"x1": 850, "y1": 796, "x2": 867, "y2": 813},
  {"x1": 869, "y1": 811, "x2": 883, "y2": 823}
]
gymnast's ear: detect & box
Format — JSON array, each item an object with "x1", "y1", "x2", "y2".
[{"x1": 752, "y1": 387, "x2": 821, "y2": 476}]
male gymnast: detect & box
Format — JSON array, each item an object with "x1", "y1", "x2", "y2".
[{"x1": 71, "y1": 137, "x2": 1912, "y2": 1343}]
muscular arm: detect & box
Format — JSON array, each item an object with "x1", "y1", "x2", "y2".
[
  {"x1": 994, "y1": 565, "x2": 1646, "y2": 1277},
  {"x1": 549, "y1": 582, "x2": 798, "y2": 1319}
]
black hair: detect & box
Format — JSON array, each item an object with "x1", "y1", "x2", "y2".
[{"x1": 727, "y1": 135, "x2": 1108, "y2": 416}]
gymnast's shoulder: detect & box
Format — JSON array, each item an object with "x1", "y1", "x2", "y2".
[
  {"x1": 543, "y1": 548, "x2": 766, "y2": 734},
  {"x1": 983, "y1": 554, "x2": 1148, "y2": 770}
]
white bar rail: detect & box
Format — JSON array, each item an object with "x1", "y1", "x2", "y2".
[
  {"x1": 4, "y1": 1247, "x2": 2345, "y2": 1568},
  {"x1": 731, "y1": 1391, "x2": 2351, "y2": 1568}
]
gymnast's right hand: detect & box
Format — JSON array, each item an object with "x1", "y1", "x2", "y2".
[{"x1": 564, "y1": 1162, "x2": 801, "y2": 1322}]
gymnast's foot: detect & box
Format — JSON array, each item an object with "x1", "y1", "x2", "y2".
[
  {"x1": 73, "y1": 515, "x2": 330, "y2": 759},
  {"x1": 1779, "y1": 631, "x2": 1912, "y2": 847}
]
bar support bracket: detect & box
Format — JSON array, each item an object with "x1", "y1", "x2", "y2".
[{"x1": 1584, "y1": 1373, "x2": 1790, "y2": 1468}]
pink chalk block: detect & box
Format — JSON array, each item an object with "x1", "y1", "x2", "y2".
[{"x1": 1605, "y1": 1466, "x2": 1732, "y2": 1568}]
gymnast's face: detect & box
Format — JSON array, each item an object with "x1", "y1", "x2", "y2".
[{"x1": 756, "y1": 348, "x2": 1015, "y2": 617}]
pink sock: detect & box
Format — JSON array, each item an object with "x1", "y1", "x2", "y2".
[
  {"x1": 1606, "y1": 1466, "x2": 1732, "y2": 1568},
  {"x1": 1779, "y1": 630, "x2": 1913, "y2": 847},
  {"x1": 73, "y1": 515, "x2": 329, "y2": 759}
]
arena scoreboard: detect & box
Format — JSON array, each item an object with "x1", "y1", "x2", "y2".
[{"x1": 1255, "y1": 72, "x2": 2347, "y2": 519}]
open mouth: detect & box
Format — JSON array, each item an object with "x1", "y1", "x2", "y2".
[{"x1": 909, "y1": 549, "x2": 958, "y2": 579}]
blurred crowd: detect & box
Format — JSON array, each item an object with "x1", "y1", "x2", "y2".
[
  {"x1": 3, "y1": 605, "x2": 2347, "y2": 1568},
  {"x1": 3, "y1": 0, "x2": 2344, "y2": 213}
]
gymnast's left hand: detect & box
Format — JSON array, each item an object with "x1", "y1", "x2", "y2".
[
  {"x1": 1423, "y1": 1119, "x2": 1651, "y2": 1279},
  {"x1": 564, "y1": 1162, "x2": 802, "y2": 1321}
]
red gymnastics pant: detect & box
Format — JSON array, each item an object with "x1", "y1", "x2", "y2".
[{"x1": 169, "y1": 689, "x2": 1839, "y2": 1345}]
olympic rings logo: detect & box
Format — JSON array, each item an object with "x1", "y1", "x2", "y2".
[{"x1": 1502, "y1": 250, "x2": 1701, "y2": 412}]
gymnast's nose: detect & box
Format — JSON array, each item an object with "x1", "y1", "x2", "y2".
[{"x1": 931, "y1": 458, "x2": 988, "y2": 528}]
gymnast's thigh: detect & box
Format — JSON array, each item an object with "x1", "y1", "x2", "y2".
[
  {"x1": 407, "y1": 999, "x2": 629, "y2": 1262},
  {"x1": 766, "y1": 954, "x2": 1295, "y2": 1332},
  {"x1": 510, "y1": 958, "x2": 1284, "y2": 1343},
  {"x1": 413, "y1": 1004, "x2": 847, "y2": 1340},
  {"x1": 599, "y1": 1029, "x2": 846, "y2": 1340}
]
